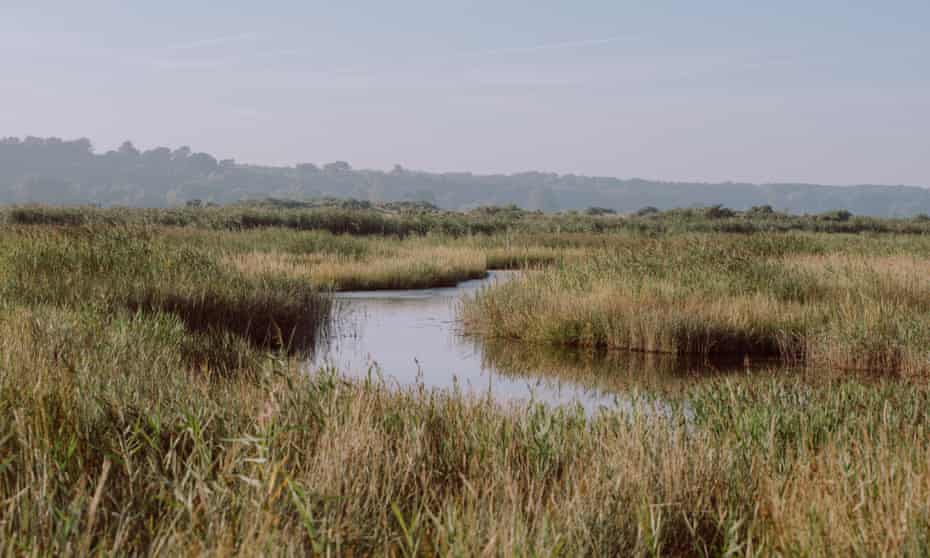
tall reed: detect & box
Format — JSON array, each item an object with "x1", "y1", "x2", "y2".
[
  {"x1": 0, "y1": 226, "x2": 332, "y2": 364},
  {"x1": 3, "y1": 305, "x2": 930, "y2": 554},
  {"x1": 463, "y1": 233, "x2": 930, "y2": 375}
]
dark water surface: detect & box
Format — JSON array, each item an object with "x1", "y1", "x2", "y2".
[{"x1": 308, "y1": 271, "x2": 737, "y2": 412}]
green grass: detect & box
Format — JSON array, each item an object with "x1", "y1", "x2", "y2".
[
  {"x1": 10, "y1": 200, "x2": 930, "y2": 237},
  {"x1": 0, "y1": 226, "x2": 332, "y2": 368}
]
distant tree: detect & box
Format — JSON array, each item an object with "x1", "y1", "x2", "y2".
[
  {"x1": 584, "y1": 206, "x2": 617, "y2": 215},
  {"x1": 703, "y1": 205, "x2": 736, "y2": 219},
  {"x1": 118, "y1": 140, "x2": 140, "y2": 158},
  {"x1": 142, "y1": 146, "x2": 172, "y2": 166},
  {"x1": 296, "y1": 163, "x2": 320, "y2": 187},
  {"x1": 172, "y1": 146, "x2": 192, "y2": 161},
  {"x1": 411, "y1": 189, "x2": 437, "y2": 206},
  {"x1": 747, "y1": 204, "x2": 775, "y2": 215},
  {"x1": 323, "y1": 161, "x2": 351, "y2": 173},
  {"x1": 817, "y1": 209, "x2": 853, "y2": 222},
  {"x1": 527, "y1": 186, "x2": 558, "y2": 212},
  {"x1": 472, "y1": 204, "x2": 522, "y2": 217},
  {"x1": 635, "y1": 206, "x2": 660, "y2": 217},
  {"x1": 187, "y1": 152, "x2": 218, "y2": 175},
  {"x1": 4, "y1": 134, "x2": 930, "y2": 215},
  {"x1": 19, "y1": 176, "x2": 76, "y2": 203},
  {"x1": 71, "y1": 137, "x2": 94, "y2": 156}
]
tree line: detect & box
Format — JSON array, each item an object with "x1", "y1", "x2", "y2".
[{"x1": 2, "y1": 136, "x2": 929, "y2": 217}]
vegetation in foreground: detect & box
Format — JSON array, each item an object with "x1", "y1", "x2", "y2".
[{"x1": 3, "y1": 301, "x2": 930, "y2": 555}]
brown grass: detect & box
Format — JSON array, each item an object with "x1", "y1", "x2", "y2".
[
  {"x1": 6, "y1": 303, "x2": 930, "y2": 555},
  {"x1": 226, "y1": 245, "x2": 487, "y2": 290},
  {"x1": 463, "y1": 235, "x2": 930, "y2": 375}
]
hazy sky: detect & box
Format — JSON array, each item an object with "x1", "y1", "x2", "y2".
[{"x1": 3, "y1": 1, "x2": 928, "y2": 185}]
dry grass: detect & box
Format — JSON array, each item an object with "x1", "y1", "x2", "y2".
[
  {"x1": 6, "y1": 221, "x2": 930, "y2": 554},
  {"x1": 215, "y1": 230, "x2": 598, "y2": 291},
  {"x1": 463, "y1": 234, "x2": 930, "y2": 375},
  {"x1": 463, "y1": 274, "x2": 812, "y2": 362},
  {"x1": 4, "y1": 304, "x2": 930, "y2": 554},
  {"x1": 227, "y1": 245, "x2": 487, "y2": 291},
  {"x1": 0, "y1": 305, "x2": 727, "y2": 555},
  {"x1": 0, "y1": 227, "x2": 333, "y2": 363}
]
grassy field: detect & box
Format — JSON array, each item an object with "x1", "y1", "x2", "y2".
[
  {"x1": 4, "y1": 306, "x2": 930, "y2": 555},
  {"x1": 5, "y1": 206, "x2": 930, "y2": 554}
]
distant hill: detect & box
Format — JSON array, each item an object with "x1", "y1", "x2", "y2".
[{"x1": 2, "y1": 136, "x2": 927, "y2": 217}]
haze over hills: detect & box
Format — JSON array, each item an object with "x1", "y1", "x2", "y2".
[{"x1": 2, "y1": 136, "x2": 928, "y2": 217}]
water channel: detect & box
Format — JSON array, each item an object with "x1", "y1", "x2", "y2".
[{"x1": 308, "y1": 271, "x2": 744, "y2": 413}]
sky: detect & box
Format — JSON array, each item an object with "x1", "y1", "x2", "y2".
[{"x1": 2, "y1": 1, "x2": 929, "y2": 186}]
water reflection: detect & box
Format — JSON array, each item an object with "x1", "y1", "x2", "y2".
[
  {"x1": 308, "y1": 271, "x2": 759, "y2": 412},
  {"x1": 477, "y1": 340, "x2": 752, "y2": 396}
]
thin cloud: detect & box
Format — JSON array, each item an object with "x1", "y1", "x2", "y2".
[
  {"x1": 167, "y1": 32, "x2": 259, "y2": 52},
  {"x1": 455, "y1": 35, "x2": 638, "y2": 58}
]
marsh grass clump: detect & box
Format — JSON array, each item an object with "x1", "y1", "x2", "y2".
[
  {"x1": 463, "y1": 236, "x2": 814, "y2": 358},
  {"x1": 168, "y1": 228, "x2": 579, "y2": 291},
  {"x1": 464, "y1": 233, "x2": 930, "y2": 375},
  {"x1": 0, "y1": 226, "x2": 332, "y2": 363},
  {"x1": 227, "y1": 244, "x2": 487, "y2": 291},
  {"x1": 684, "y1": 374, "x2": 930, "y2": 554}
]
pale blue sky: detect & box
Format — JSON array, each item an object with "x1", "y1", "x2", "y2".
[{"x1": 2, "y1": 1, "x2": 928, "y2": 185}]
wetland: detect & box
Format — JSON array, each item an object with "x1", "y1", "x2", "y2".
[{"x1": 4, "y1": 204, "x2": 930, "y2": 555}]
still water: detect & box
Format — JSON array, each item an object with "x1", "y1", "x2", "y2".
[{"x1": 309, "y1": 271, "x2": 734, "y2": 412}]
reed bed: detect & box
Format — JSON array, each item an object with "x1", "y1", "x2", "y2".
[
  {"x1": 463, "y1": 233, "x2": 930, "y2": 375},
  {"x1": 176, "y1": 228, "x2": 586, "y2": 290},
  {"x1": 3, "y1": 302, "x2": 930, "y2": 554},
  {"x1": 10, "y1": 202, "x2": 930, "y2": 236},
  {"x1": 226, "y1": 245, "x2": 486, "y2": 291},
  {"x1": 6, "y1": 214, "x2": 930, "y2": 553},
  {"x1": 0, "y1": 226, "x2": 332, "y2": 366}
]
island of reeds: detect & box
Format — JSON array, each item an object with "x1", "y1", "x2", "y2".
[{"x1": 4, "y1": 201, "x2": 930, "y2": 555}]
